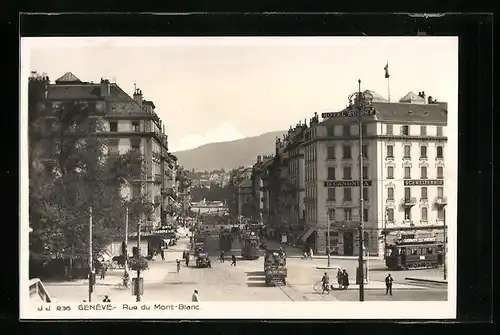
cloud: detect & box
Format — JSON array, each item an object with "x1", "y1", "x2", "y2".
[{"x1": 172, "y1": 122, "x2": 244, "y2": 152}]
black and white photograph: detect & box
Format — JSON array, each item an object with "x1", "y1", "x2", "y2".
[{"x1": 20, "y1": 36, "x2": 457, "y2": 319}]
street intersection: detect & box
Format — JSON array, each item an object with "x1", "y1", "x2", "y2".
[{"x1": 44, "y1": 228, "x2": 448, "y2": 303}]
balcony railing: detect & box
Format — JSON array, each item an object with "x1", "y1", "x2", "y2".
[
  {"x1": 403, "y1": 219, "x2": 414, "y2": 226},
  {"x1": 434, "y1": 196, "x2": 448, "y2": 206},
  {"x1": 401, "y1": 197, "x2": 417, "y2": 206}
]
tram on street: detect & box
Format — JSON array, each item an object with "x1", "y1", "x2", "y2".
[
  {"x1": 241, "y1": 232, "x2": 260, "y2": 260},
  {"x1": 385, "y1": 237, "x2": 444, "y2": 270}
]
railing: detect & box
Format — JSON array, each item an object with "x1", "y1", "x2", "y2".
[
  {"x1": 403, "y1": 219, "x2": 414, "y2": 226},
  {"x1": 29, "y1": 278, "x2": 52, "y2": 303},
  {"x1": 434, "y1": 196, "x2": 448, "y2": 206},
  {"x1": 401, "y1": 197, "x2": 417, "y2": 206}
]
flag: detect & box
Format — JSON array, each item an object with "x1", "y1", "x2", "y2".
[{"x1": 384, "y1": 63, "x2": 390, "y2": 79}]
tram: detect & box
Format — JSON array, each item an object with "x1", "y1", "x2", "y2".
[
  {"x1": 219, "y1": 229, "x2": 233, "y2": 252},
  {"x1": 385, "y1": 237, "x2": 444, "y2": 270},
  {"x1": 241, "y1": 232, "x2": 260, "y2": 260}
]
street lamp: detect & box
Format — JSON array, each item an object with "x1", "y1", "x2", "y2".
[{"x1": 346, "y1": 80, "x2": 375, "y2": 302}]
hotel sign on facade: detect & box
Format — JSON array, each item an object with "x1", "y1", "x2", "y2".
[
  {"x1": 324, "y1": 180, "x2": 373, "y2": 187},
  {"x1": 321, "y1": 110, "x2": 376, "y2": 119},
  {"x1": 404, "y1": 180, "x2": 444, "y2": 186}
]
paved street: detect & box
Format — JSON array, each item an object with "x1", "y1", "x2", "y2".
[{"x1": 45, "y1": 228, "x2": 447, "y2": 302}]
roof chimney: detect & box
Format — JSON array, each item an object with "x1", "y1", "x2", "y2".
[
  {"x1": 133, "y1": 86, "x2": 143, "y2": 107},
  {"x1": 428, "y1": 96, "x2": 433, "y2": 104},
  {"x1": 100, "y1": 78, "x2": 110, "y2": 97}
]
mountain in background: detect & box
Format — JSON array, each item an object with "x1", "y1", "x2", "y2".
[{"x1": 173, "y1": 130, "x2": 285, "y2": 171}]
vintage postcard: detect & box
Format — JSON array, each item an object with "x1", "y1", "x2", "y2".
[{"x1": 20, "y1": 36, "x2": 457, "y2": 319}]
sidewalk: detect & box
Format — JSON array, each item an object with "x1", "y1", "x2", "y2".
[
  {"x1": 405, "y1": 277, "x2": 448, "y2": 284},
  {"x1": 316, "y1": 280, "x2": 427, "y2": 291},
  {"x1": 266, "y1": 239, "x2": 382, "y2": 260},
  {"x1": 45, "y1": 237, "x2": 190, "y2": 288}
]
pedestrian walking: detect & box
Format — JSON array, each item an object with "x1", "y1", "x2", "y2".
[
  {"x1": 102, "y1": 295, "x2": 111, "y2": 302},
  {"x1": 100, "y1": 263, "x2": 107, "y2": 280},
  {"x1": 160, "y1": 249, "x2": 165, "y2": 261},
  {"x1": 337, "y1": 269, "x2": 343, "y2": 289},
  {"x1": 385, "y1": 273, "x2": 394, "y2": 295},
  {"x1": 309, "y1": 247, "x2": 314, "y2": 259},
  {"x1": 342, "y1": 269, "x2": 349, "y2": 290},
  {"x1": 220, "y1": 250, "x2": 225, "y2": 263},
  {"x1": 185, "y1": 252, "x2": 190, "y2": 267},
  {"x1": 231, "y1": 254, "x2": 236, "y2": 266},
  {"x1": 192, "y1": 289, "x2": 199, "y2": 302}
]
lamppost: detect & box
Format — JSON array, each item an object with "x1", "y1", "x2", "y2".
[{"x1": 346, "y1": 80, "x2": 375, "y2": 302}]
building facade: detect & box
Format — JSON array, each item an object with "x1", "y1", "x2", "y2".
[{"x1": 29, "y1": 71, "x2": 180, "y2": 231}]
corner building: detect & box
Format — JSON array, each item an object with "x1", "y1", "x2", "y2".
[{"x1": 303, "y1": 91, "x2": 448, "y2": 256}]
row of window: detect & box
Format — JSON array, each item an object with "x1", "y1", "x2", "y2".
[
  {"x1": 387, "y1": 166, "x2": 444, "y2": 179},
  {"x1": 326, "y1": 144, "x2": 444, "y2": 160},
  {"x1": 325, "y1": 125, "x2": 444, "y2": 137},
  {"x1": 392, "y1": 125, "x2": 444, "y2": 136},
  {"x1": 109, "y1": 121, "x2": 141, "y2": 132},
  {"x1": 327, "y1": 187, "x2": 369, "y2": 201},
  {"x1": 107, "y1": 139, "x2": 141, "y2": 155},
  {"x1": 326, "y1": 145, "x2": 368, "y2": 160},
  {"x1": 326, "y1": 124, "x2": 368, "y2": 137},
  {"x1": 388, "y1": 186, "x2": 445, "y2": 200},
  {"x1": 387, "y1": 144, "x2": 444, "y2": 159},
  {"x1": 326, "y1": 165, "x2": 444, "y2": 180},
  {"x1": 387, "y1": 206, "x2": 445, "y2": 222},
  {"x1": 327, "y1": 206, "x2": 445, "y2": 222}
]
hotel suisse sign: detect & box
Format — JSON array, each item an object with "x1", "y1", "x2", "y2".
[
  {"x1": 404, "y1": 180, "x2": 444, "y2": 186},
  {"x1": 324, "y1": 180, "x2": 372, "y2": 187},
  {"x1": 321, "y1": 110, "x2": 376, "y2": 119}
]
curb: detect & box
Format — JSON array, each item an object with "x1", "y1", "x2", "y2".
[
  {"x1": 316, "y1": 266, "x2": 341, "y2": 270},
  {"x1": 405, "y1": 277, "x2": 448, "y2": 284}
]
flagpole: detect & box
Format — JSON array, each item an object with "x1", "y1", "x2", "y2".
[
  {"x1": 387, "y1": 76, "x2": 391, "y2": 102},
  {"x1": 385, "y1": 61, "x2": 391, "y2": 102}
]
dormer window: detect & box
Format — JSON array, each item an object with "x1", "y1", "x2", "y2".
[{"x1": 401, "y1": 125, "x2": 409, "y2": 136}]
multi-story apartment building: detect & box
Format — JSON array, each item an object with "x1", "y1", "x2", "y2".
[
  {"x1": 251, "y1": 155, "x2": 274, "y2": 224},
  {"x1": 29, "y1": 71, "x2": 177, "y2": 231},
  {"x1": 251, "y1": 89, "x2": 449, "y2": 257},
  {"x1": 303, "y1": 90, "x2": 448, "y2": 256},
  {"x1": 281, "y1": 123, "x2": 308, "y2": 241}
]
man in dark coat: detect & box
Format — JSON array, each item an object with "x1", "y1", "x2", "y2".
[{"x1": 385, "y1": 273, "x2": 394, "y2": 295}]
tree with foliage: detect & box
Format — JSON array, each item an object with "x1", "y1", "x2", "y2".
[{"x1": 28, "y1": 73, "x2": 150, "y2": 279}]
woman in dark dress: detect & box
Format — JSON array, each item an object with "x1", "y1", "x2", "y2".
[{"x1": 342, "y1": 269, "x2": 349, "y2": 289}]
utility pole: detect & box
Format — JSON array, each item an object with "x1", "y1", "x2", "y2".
[
  {"x1": 357, "y1": 79, "x2": 365, "y2": 302},
  {"x1": 88, "y1": 206, "x2": 93, "y2": 303},
  {"x1": 443, "y1": 208, "x2": 447, "y2": 280},
  {"x1": 124, "y1": 207, "x2": 129, "y2": 275},
  {"x1": 327, "y1": 217, "x2": 331, "y2": 267},
  {"x1": 136, "y1": 219, "x2": 142, "y2": 302}
]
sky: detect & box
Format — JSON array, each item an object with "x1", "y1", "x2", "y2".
[{"x1": 22, "y1": 37, "x2": 458, "y2": 152}]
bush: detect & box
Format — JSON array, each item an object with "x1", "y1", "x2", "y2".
[{"x1": 128, "y1": 256, "x2": 149, "y2": 272}]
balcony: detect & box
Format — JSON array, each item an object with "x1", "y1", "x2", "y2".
[
  {"x1": 401, "y1": 197, "x2": 417, "y2": 207},
  {"x1": 403, "y1": 219, "x2": 414, "y2": 226},
  {"x1": 434, "y1": 196, "x2": 448, "y2": 206}
]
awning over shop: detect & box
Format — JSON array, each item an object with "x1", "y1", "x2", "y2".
[{"x1": 300, "y1": 227, "x2": 316, "y2": 242}]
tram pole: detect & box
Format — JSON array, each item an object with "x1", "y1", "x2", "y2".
[
  {"x1": 443, "y1": 208, "x2": 447, "y2": 280},
  {"x1": 356, "y1": 79, "x2": 365, "y2": 302}
]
